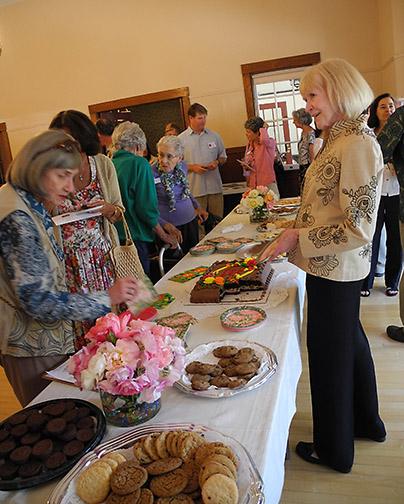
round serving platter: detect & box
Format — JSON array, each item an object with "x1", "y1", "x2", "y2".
[
  {"x1": 0, "y1": 399, "x2": 105, "y2": 491},
  {"x1": 189, "y1": 243, "x2": 216, "y2": 256},
  {"x1": 175, "y1": 339, "x2": 278, "y2": 398},
  {"x1": 48, "y1": 423, "x2": 265, "y2": 504}
]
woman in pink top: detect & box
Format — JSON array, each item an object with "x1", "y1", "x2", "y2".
[{"x1": 243, "y1": 117, "x2": 278, "y2": 192}]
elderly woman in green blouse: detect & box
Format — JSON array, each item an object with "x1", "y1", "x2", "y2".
[{"x1": 110, "y1": 121, "x2": 180, "y2": 275}]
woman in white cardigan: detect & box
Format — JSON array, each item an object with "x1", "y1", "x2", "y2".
[{"x1": 261, "y1": 59, "x2": 386, "y2": 473}]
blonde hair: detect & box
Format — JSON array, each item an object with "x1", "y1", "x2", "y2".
[
  {"x1": 299, "y1": 59, "x2": 374, "y2": 120},
  {"x1": 7, "y1": 129, "x2": 82, "y2": 199}
]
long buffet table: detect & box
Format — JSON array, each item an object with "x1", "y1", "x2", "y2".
[{"x1": 0, "y1": 209, "x2": 305, "y2": 504}]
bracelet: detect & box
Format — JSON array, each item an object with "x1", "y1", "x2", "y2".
[{"x1": 112, "y1": 207, "x2": 120, "y2": 218}]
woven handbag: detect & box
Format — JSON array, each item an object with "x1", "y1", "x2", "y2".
[{"x1": 110, "y1": 213, "x2": 145, "y2": 280}]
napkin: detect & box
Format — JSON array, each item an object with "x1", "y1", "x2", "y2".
[{"x1": 221, "y1": 223, "x2": 244, "y2": 234}]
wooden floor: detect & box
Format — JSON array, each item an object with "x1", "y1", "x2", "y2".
[{"x1": 1, "y1": 277, "x2": 403, "y2": 502}]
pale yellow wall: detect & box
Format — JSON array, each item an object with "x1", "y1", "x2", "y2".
[
  {"x1": 377, "y1": 0, "x2": 404, "y2": 97},
  {"x1": 0, "y1": 0, "x2": 391, "y2": 156}
]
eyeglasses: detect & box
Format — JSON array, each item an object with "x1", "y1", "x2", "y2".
[
  {"x1": 33, "y1": 139, "x2": 81, "y2": 160},
  {"x1": 158, "y1": 152, "x2": 179, "y2": 161}
]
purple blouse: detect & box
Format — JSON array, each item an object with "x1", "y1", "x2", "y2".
[{"x1": 151, "y1": 161, "x2": 200, "y2": 227}]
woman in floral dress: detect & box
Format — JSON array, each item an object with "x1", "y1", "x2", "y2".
[{"x1": 50, "y1": 110, "x2": 124, "y2": 349}]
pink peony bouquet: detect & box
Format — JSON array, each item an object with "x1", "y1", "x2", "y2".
[{"x1": 67, "y1": 311, "x2": 186, "y2": 403}]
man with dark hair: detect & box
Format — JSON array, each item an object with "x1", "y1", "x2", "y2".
[
  {"x1": 164, "y1": 122, "x2": 182, "y2": 136},
  {"x1": 95, "y1": 118, "x2": 115, "y2": 154},
  {"x1": 377, "y1": 105, "x2": 404, "y2": 342},
  {"x1": 178, "y1": 103, "x2": 226, "y2": 221}
]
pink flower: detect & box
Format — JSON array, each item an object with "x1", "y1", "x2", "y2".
[{"x1": 67, "y1": 312, "x2": 186, "y2": 401}]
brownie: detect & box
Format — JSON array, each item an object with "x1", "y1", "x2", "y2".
[
  {"x1": 20, "y1": 431, "x2": 41, "y2": 446},
  {"x1": 76, "y1": 416, "x2": 93, "y2": 429},
  {"x1": 27, "y1": 413, "x2": 48, "y2": 432},
  {"x1": 63, "y1": 439, "x2": 84, "y2": 457},
  {"x1": 62, "y1": 409, "x2": 78, "y2": 423},
  {"x1": 76, "y1": 427, "x2": 95, "y2": 443},
  {"x1": 8, "y1": 413, "x2": 27, "y2": 426},
  {"x1": 46, "y1": 417, "x2": 66, "y2": 436},
  {"x1": 9, "y1": 445, "x2": 32, "y2": 465},
  {"x1": 76, "y1": 406, "x2": 90, "y2": 419},
  {"x1": 0, "y1": 438, "x2": 17, "y2": 458},
  {"x1": 32, "y1": 438, "x2": 53, "y2": 460},
  {"x1": 10, "y1": 424, "x2": 28, "y2": 439},
  {"x1": 63, "y1": 401, "x2": 76, "y2": 411},
  {"x1": 18, "y1": 460, "x2": 43, "y2": 478},
  {"x1": 0, "y1": 429, "x2": 10, "y2": 443},
  {"x1": 45, "y1": 451, "x2": 67, "y2": 470},
  {"x1": 0, "y1": 461, "x2": 19, "y2": 480},
  {"x1": 58, "y1": 423, "x2": 77, "y2": 442},
  {"x1": 43, "y1": 402, "x2": 67, "y2": 417}
]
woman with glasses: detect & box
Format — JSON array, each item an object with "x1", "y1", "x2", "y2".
[
  {"x1": 49, "y1": 110, "x2": 125, "y2": 349},
  {"x1": 0, "y1": 130, "x2": 140, "y2": 406},
  {"x1": 110, "y1": 122, "x2": 180, "y2": 275},
  {"x1": 152, "y1": 135, "x2": 208, "y2": 254}
]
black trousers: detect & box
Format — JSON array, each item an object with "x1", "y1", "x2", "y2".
[
  {"x1": 306, "y1": 274, "x2": 385, "y2": 472},
  {"x1": 362, "y1": 195, "x2": 402, "y2": 291}
]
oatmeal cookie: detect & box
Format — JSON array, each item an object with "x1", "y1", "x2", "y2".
[{"x1": 110, "y1": 460, "x2": 148, "y2": 495}]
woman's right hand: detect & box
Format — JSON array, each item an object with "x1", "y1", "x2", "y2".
[
  {"x1": 259, "y1": 228, "x2": 299, "y2": 262},
  {"x1": 107, "y1": 277, "x2": 140, "y2": 305}
]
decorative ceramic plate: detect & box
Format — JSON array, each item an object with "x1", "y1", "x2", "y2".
[
  {"x1": 221, "y1": 306, "x2": 267, "y2": 331},
  {"x1": 204, "y1": 236, "x2": 230, "y2": 245},
  {"x1": 216, "y1": 240, "x2": 244, "y2": 253},
  {"x1": 48, "y1": 423, "x2": 265, "y2": 504},
  {"x1": 175, "y1": 340, "x2": 277, "y2": 398},
  {"x1": 189, "y1": 243, "x2": 216, "y2": 256},
  {"x1": 0, "y1": 399, "x2": 105, "y2": 491}
]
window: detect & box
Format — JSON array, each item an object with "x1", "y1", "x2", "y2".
[{"x1": 241, "y1": 52, "x2": 320, "y2": 168}]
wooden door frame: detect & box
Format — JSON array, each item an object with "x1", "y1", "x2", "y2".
[
  {"x1": 241, "y1": 52, "x2": 321, "y2": 118},
  {"x1": 88, "y1": 87, "x2": 191, "y2": 127},
  {"x1": 0, "y1": 122, "x2": 12, "y2": 181}
]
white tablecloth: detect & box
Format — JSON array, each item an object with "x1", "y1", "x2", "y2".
[{"x1": 0, "y1": 211, "x2": 305, "y2": 504}]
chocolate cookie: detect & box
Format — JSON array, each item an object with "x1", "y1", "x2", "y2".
[
  {"x1": 63, "y1": 439, "x2": 84, "y2": 457},
  {"x1": 0, "y1": 439, "x2": 17, "y2": 457},
  {"x1": 8, "y1": 413, "x2": 27, "y2": 426},
  {"x1": 0, "y1": 462, "x2": 19, "y2": 480},
  {"x1": 212, "y1": 346, "x2": 238, "y2": 358},
  {"x1": 10, "y1": 424, "x2": 28, "y2": 439},
  {"x1": 46, "y1": 417, "x2": 67, "y2": 436},
  {"x1": 0, "y1": 429, "x2": 10, "y2": 443},
  {"x1": 58, "y1": 423, "x2": 77, "y2": 442},
  {"x1": 20, "y1": 431, "x2": 41, "y2": 446},
  {"x1": 76, "y1": 427, "x2": 95, "y2": 443}
]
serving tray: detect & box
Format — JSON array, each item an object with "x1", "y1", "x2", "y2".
[
  {"x1": 175, "y1": 340, "x2": 277, "y2": 398},
  {"x1": 0, "y1": 399, "x2": 105, "y2": 491},
  {"x1": 47, "y1": 423, "x2": 265, "y2": 504}
]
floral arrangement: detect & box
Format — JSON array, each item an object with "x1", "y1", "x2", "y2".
[
  {"x1": 67, "y1": 311, "x2": 186, "y2": 404},
  {"x1": 240, "y1": 185, "x2": 279, "y2": 211}
]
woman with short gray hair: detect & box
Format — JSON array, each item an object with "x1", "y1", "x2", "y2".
[
  {"x1": 151, "y1": 135, "x2": 208, "y2": 254},
  {"x1": 111, "y1": 122, "x2": 180, "y2": 274},
  {"x1": 293, "y1": 108, "x2": 315, "y2": 193},
  {"x1": 0, "y1": 129, "x2": 140, "y2": 406}
]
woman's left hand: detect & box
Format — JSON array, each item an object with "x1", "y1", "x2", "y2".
[
  {"x1": 259, "y1": 228, "x2": 299, "y2": 262},
  {"x1": 196, "y1": 207, "x2": 209, "y2": 223},
  {"x1": 164, "y1": 222, "x2": 183, "y2": 243},
  {"x1": 87, "y1": 200, "x2": 121, "y2": 222}
]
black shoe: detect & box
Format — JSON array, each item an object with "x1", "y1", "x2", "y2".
[
  {"x1": 295, "y1": 442, "x2": 323, "y2": 466},
  {"x1": 355, "y1": 432, "x2": 386, "y2": 442},
  {"x1": 295, "y1": 441, "x2": 352, "y2": 473},
  {"x1": 386, "y1": 325, "x2": 404, "y2": 342}
]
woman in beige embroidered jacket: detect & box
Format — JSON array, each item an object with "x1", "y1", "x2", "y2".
[{"x1": 260, "y1": 59, "x2": 386, "y2": 473}]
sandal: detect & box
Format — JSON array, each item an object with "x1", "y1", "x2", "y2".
[
  {"x1": 386, "y1": 288, "x2": 398, "y2": 297},
  {"x1": 361, "y1": 290, "x2": 370, "y2": 297}
]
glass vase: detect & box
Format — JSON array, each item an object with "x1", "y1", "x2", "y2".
[
  {"x1": 250, "y1": 205, "x2": 269, "y2": 223},
  {"x1": 99, "y1": 389, "x2": 161, "y2": 427}
]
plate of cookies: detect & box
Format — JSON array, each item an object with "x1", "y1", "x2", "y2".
[
  {"x1": 0, "y1": 398, "x2": 106, "y2": 491},
  {"x1": 48, "y1": 423, "x2": 265, "y2": 504},
  {"x1": 175, "y1": 340, "x2": 278, "y2": 397}
]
